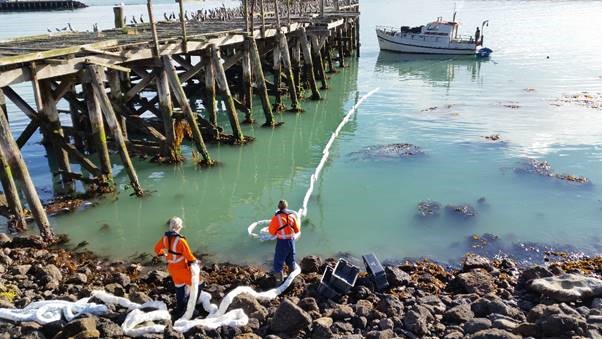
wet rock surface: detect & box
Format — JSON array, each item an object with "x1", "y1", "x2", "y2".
[
  {"x1": 348, "y1": 143, "x2": 424, "y2": 160},
  {"x1": 513, "y1": 159, "x2": 591, "y2": 184},
  {"x1": 445, "y1": 204, "x2": 477, "y2": 218},
  {"x1": 0, "y1": 234, "x2": 601, "y2": 338},
  {"x1": 553, "y1": 91, "x2": 602, "y2": 109},
  {"x1": 417, "y1": 200, "x2": 441, "y2": 217}
]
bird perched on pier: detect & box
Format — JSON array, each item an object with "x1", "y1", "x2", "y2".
[
  {"x1": 170, "y1": 12, "x2": 176, "y2": 20},
  {"x1": 47, "y1": 28, "x2": 52, "y2": 33},
  {"x1": 139, "y1": 15, "x2": 144, "y2": 23},
  {"x1": 163, "y1": 12, "x2": 170, "y2": 21},
  {"x1": 131, "y1": 16, "x2": 138, "y2": 24},
  {"x1": 184, "y1": 10, "x2": 189, "y2": 21},
  {"x1": 67, "y1": 23, "x2": 75, "y2": 32}
]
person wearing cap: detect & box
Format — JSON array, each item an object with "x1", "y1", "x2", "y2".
[
  {"x1": 268, "y1": 200, "x2": 301, "y2": 284},
  {"x1": 154, "y1": 216, "x2": 200, "y2": 319}
]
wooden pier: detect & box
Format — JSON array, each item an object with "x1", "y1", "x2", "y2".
[{"x1": 0, "y1": 0, "x2": 360, "y2": 241}]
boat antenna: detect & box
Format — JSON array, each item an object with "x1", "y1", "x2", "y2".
[{"x1": 452, "y1": 2, "x2": 457, "y2": 22}]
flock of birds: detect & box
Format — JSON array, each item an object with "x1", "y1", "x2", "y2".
[{"x1": 46, "y1": 0, "x2": 350, "y2": 35}]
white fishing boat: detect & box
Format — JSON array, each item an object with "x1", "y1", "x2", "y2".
[{"x1": 376, "y1": 14, "x2": 489, "y2": 55}]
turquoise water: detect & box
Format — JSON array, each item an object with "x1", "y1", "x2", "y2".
[{"x1": 2, "y1": 0, "x2": 602, "y2": 264}]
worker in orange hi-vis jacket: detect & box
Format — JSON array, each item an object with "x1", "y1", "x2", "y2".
[
  {"x1": 154, "y1": 216, "x2": 201, "y2": 320},
  {"x1": 268, "y1": 200, "x2": 300, "y2": 285}
]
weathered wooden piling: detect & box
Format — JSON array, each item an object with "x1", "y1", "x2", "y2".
[
  {"x1": 156, "y1": 68, "x2": 180, "y2": 162},
  {"x1": 0, "y1": 105, "x2": 53, "y2": 241},
  {"x1": 162, "y1": 56, "x2": 213, "y2": 164},
  {"x1": 248, "y1": 37, "x2": 275, "y2": 126},
  {"x1": 337, "y1": 27, "x2": 346, "y2": 68},
  {"x1": 241, "y1": 40, "x2": 254, "y2": 124},
  {"x1": 113, "y1": 6, "x2": 124, "y2": 29},
  {"x1": 211, "y1": 46, "x2": 245, "y2": 143},
  {"x1": 299, "y1": 27, "x2": 321, "y2": 100},
  {"x1": 0, "y1": 147, "x2": 27, "y2": 232},
  {"x1": 88, "y1": 65, "x2": 144, "y2": 197},
  {"x1": 310, "y1": 35, "x2": 328, "y2": 89},
  {"x1": 272, "y1": 44, "x2": 285, "y2": 112},
  {"x1": 277, "y1": 32, "x2": 302, "y2": 112},
  {"x1": 82, "y1": 80, "x2": 113, "y2": 185}
]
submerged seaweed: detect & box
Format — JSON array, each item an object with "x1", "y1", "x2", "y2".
[
  {"x1": 348, "y1": 143, "x2": 424, "y2": 160},
  {"x1": 514, "y1": 159, "x2": 591, "y2": 185},
  {"x1": 417, "y1": 200, "x2": 441, "y2": 217}
]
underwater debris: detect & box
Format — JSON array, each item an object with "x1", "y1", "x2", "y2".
[
  {"x1": 555, "y1": 91, "x2": 602, "y2": 109},
  {"x1": 514, "y1": 159, "x2": 591, "y2": 184},
  {"x1": 349, "y1": 143, "x2": 424, "y2": 160},
  {"x1": 417, "y1": 200, "x2": 441, "y2": 217},
  {"x1": 421, "y1": 104, "x2": 455, "y2": 112},
  {"x1": 445, "y1": 204, "x2": 477, "y2": 218},
  {"x1": 483, "y1": 134, "x2": 502, "y2": 141}
]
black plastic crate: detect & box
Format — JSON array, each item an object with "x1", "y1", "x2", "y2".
[
  {"x1": 363, "y1": 253, "x2": 389, "y2": 290},
  {"x1": 318, "y1": 266, "x2": 339, "y2": 299},
  {"x1": 330, "y1": 259, "x2": 359, "y2": 294}
]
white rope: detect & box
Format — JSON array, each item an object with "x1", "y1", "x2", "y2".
[
  {"x1": 248, "y1": 87, "x2": 380, "y2": 241},
  {"x1": 0, "y1": 263, "x2": 302, "y2": 337}
]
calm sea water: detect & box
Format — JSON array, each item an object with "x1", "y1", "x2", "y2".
[{"x1": 2, "y1": 0, "x2": 602, "y2": 265}]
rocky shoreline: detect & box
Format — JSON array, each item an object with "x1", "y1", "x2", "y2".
[{"x1": 1, "y1": 234, "x2": 602, "y2": 339}]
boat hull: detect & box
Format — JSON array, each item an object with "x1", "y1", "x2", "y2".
[{"x1": 376, "y1": 30, "x2": 476, "y2": 55}]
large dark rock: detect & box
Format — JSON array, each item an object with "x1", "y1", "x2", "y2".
[
  {"x1": 354, "y1": 299, "x2": 374, "y2": 318},
  {"x1": 96, "y1": 318, "x2": 123, "y2": 337},
  {"x1": 471, "y1": 297, "x2": 524, "y2": 320},
  {"x1": 526, "y1": 304, "x2": 562, "y2": 323},
  {"x1": 469, "y1": 328, "x2": 521, "y2": 339},
  {"x1": 463, "y1": 318, "x2": 492, "y2": 334},
  {"x1": 462, "y1": 254, "x2": 493, "y2": 272},
  {"x1": 529, "y1": 274, "x2": 602, "y2": 302},
  {"x1": 298, "y1": 297, "x2": 320, "y2": 313},
  {"x1": 404, "y1": 305, "x2": 433, "y2": 336},
  {"x1": 300, "y1": 256, "x2": 322, "y2": 274},
  {"x1": 377, "y1": 295, "x2": 404, "y2": 316},
  {"x1": 385, "y1": 266, "x2": 411, "y2": 287},
  {"x1": 366, "y1": 329, "x2": 396, "y2": 339},
  {"x1": 229, "y1": 293, "x2": 268, "y2": 322},
  {"x1": 443, "y1": 304, "x2": 474, "y2": 324},
  {"x1": 129, "y1": 291, "x2": 152, "y2": 304},
  {"x1": 270, "y1": 299, "x2": 312, "y2": 333},
  {"x1": 517, "y1": 266, "x2": 552, "y2": 287},
  {"x1": 332, "y1": 304, "x2": 355, "y2": 320},
  {"x1": 418, "y1": 295, "x2": 447, "y2": 315},
  {"x1": 110, "y1": 272, "x2": 131, "y2": 286},
  {"x1": 10, "y1": 236, "x2": 45, "y2": 249},
  {"x1": 31, "y1": 264, "x2": 62, "y2": 285},
  {"x1": 52, "y1": 317, "x2": 98, "y2": 339},
  {"x1": 311, "y1": 317, "x2": 334, "y2": 339},
  {"x1": 450, "y1": 270, "x2": 496, "y2": 296},
  {"x1": 0, "y1": 233, "x2": 11, "y2": 246},
  {"x1": 163, "y1": 324, "x2": 184, "y2": 339},
  {"x1": 536, "y1": 313, "x2": 587, "y2": 337},
  {"x1": 65, "y1": 273, "x2": 87, "y2": 285}
]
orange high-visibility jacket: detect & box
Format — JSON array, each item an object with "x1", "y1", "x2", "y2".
[
  {"x1": 154, "y1": 232, "x2": 197, "y2": 287},
  {"x1": 268, "y1": 209, "x2": 300, "y2": 240}
]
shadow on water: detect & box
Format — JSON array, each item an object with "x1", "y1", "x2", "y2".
[{"x1": 374, "y1": 50, "x2": 488, "y2": 84}]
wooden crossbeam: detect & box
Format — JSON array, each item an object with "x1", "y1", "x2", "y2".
[
  {"x1": 124, "y1": 70, "x2": 156, "y2": 102},
  {"x1": 16, "y1": 119, "x2": 39, "y2": 149},
  {"x1": 51, "y1": 76, "x2": 76, "y2": 101},
  {"x1": 0, "y1": 40, "x2": 119, "y2": 67}
]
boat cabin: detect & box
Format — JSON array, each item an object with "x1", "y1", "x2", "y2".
[{"x1": 422, "y1": 18, "x2": 459, "y2": 40}]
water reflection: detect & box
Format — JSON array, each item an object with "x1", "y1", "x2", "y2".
[{"x1": 374, "y1": 50, "x2": 487, "y2": 85}]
